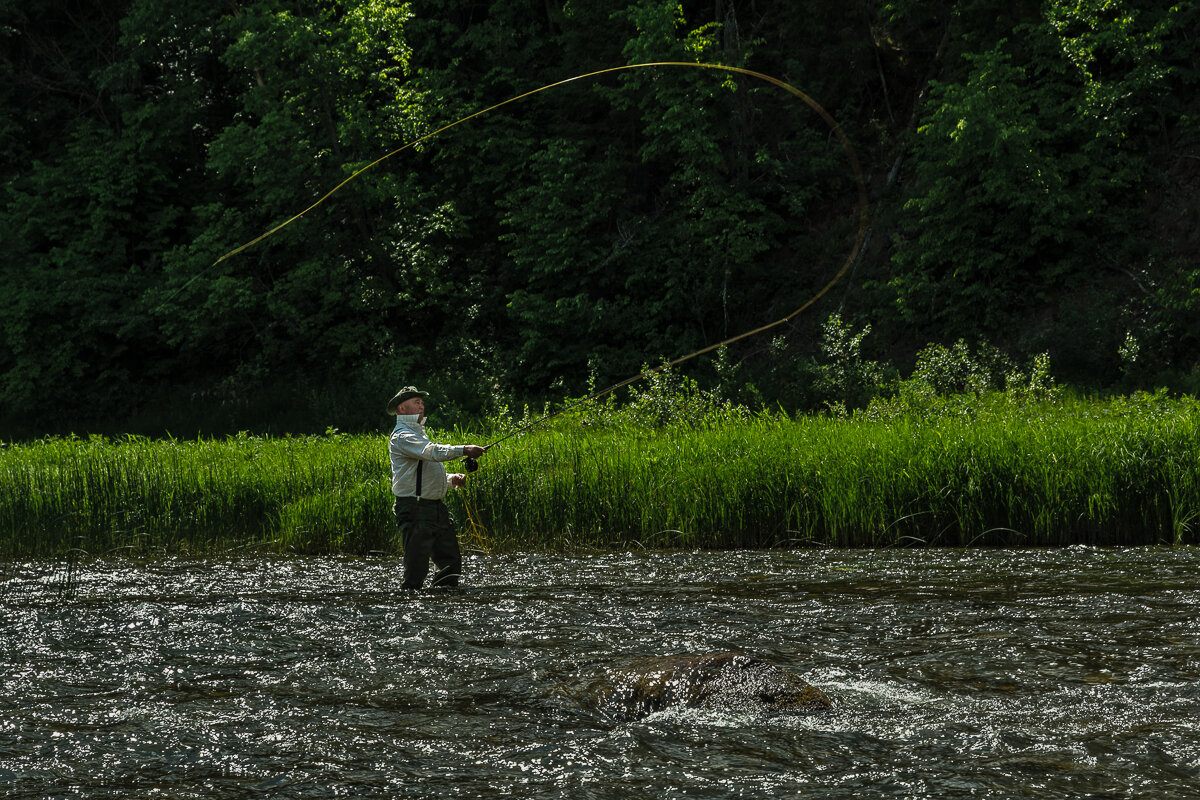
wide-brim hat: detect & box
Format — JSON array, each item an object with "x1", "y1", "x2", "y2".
[{"x1": 387, "y1": 386, "x2": 427, "y2": 414}]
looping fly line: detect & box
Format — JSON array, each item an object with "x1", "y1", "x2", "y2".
[{"x1": 211, "y1": 62, "x2": 869, "y2": 444}]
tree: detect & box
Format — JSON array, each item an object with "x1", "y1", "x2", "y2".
[
  {"x1": 886, "y1": 0, "x2": 1189, "y2": 380},
  {"x1": 0, "y1": 0, "x2": 180, "y2": 426}
]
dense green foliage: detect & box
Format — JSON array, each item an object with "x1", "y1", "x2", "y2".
[
  {"x1": 888, "y1": 1, "x2": 1200, "y2": 381},
  {"x1": 2, "y1": 389, "x2": 1197, "y2": 559},
  {"x1": 1, "y1": 0, "x2": 1197, "y2": 437}
]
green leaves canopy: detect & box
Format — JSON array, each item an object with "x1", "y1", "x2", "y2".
[{"x1": 1, "y1": 0, "x2": 1196, "y2": 436}]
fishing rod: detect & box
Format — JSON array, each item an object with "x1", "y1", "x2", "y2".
[{"x1": 201, "y1": 61, "x2": 869, "y2": 469}]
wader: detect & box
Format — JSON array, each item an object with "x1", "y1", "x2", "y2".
[{"x1": 392, "y1": 461, "x2": 461, "y2": 589}]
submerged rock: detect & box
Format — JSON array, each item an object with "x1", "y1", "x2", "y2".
[{"x1": 593, "y1": 651, "x2": 832, "y2": 720}]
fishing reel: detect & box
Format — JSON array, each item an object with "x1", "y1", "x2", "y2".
[{"x1": 462, "y1": 455, "x2": 480, "y2": 473}]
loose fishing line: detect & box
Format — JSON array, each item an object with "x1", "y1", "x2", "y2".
[{"x1": 203, "y1": 61, "x2": 870, "y2": 469}]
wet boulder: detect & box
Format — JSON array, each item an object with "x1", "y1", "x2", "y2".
[{"x1": 593, "y1": 651, "x2": 832, "y2": 720}]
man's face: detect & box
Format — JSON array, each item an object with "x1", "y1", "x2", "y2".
[{"x1": 395, "y1": 396, "x2": 425, "y2": 416}]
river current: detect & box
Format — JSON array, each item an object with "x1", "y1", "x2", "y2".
[{"x1": 2, "y1": 547, "x2": 1198, "y2": 799}]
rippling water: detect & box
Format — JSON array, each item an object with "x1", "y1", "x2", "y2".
[{"x1": 2, "y1": 548, "x2": 1199, "y2": 799}]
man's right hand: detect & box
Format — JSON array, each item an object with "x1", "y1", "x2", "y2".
[{"x1": 463, "y1": 445, "x2": 486, "y2": 458}]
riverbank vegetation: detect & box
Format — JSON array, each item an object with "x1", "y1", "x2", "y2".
[
  {"x1": 2, "y1": 0, "x2": 1198, "y2": 438},
  {"x1": 5, "y1": 2, "x2": 1197, "y2": 561},
  {"x1": 3, "y1": 381, "x2": 1196, "y2": 560}
]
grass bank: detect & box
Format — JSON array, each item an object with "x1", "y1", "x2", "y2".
[
  {"x1": 0, "y1": 432, "x2": 391, "y2": 559},
  {"x1": 2, "y1": 393, "x2": 1197, "y2": 559},
  {"x1": 467, "y1": 392, "x2": 1200, "y2": 549}
]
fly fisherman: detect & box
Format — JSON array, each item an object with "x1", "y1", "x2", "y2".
[{"x1": 387, "y1": 386, "x2": 487, "y2": 589}]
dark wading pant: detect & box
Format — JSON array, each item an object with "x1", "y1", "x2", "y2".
[{"x1": 393, "y1": 496, "x2": 461, "y2": 589}]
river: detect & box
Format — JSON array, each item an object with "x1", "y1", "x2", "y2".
[{"x1": 2, "y1": 547, "x2": 1198, "y2": 798}]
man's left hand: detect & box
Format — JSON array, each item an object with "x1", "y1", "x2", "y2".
[{"x1": 449, "y1": 473, "x2": 467, "y2": 489}]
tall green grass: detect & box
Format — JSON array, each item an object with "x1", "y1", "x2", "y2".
[
  {"x1": 1, "y1": 392, "x2": 1197, "y2": 559},
  {"x1": 463, "y1": 391, "x2": 1200, "y2": 549},
  {"x1": 0, "y1": 432, "x2": 394, "y2": 559}
]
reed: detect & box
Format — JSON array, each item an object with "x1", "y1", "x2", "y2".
[
  {"x1": 0, "y1": 432, "x2": 393, "y2": 559},
  {"x1": 1, "y1": 392, "x2": 1197, "y2": 559},
  {"x1": 462, "y1": 391, "x2": 1200, "y2": 549}
]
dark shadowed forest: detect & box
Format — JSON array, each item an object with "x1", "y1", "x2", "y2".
[{"x1": 2, "y1": 0, "x2": 1197, "y2": 437}]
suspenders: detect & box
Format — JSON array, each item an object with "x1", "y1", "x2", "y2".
[{"x1": 409, "y1": 459, "x2": 424, "y2": 523}]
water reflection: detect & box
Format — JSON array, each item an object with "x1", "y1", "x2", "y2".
[{"x1": 2, "y1": 548, "x2": 1198, "y2": 798}]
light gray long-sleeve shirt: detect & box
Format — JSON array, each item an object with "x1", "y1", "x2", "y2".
[{"x1": 388, "y1": 414, "x2": 465, "y2": 499}]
